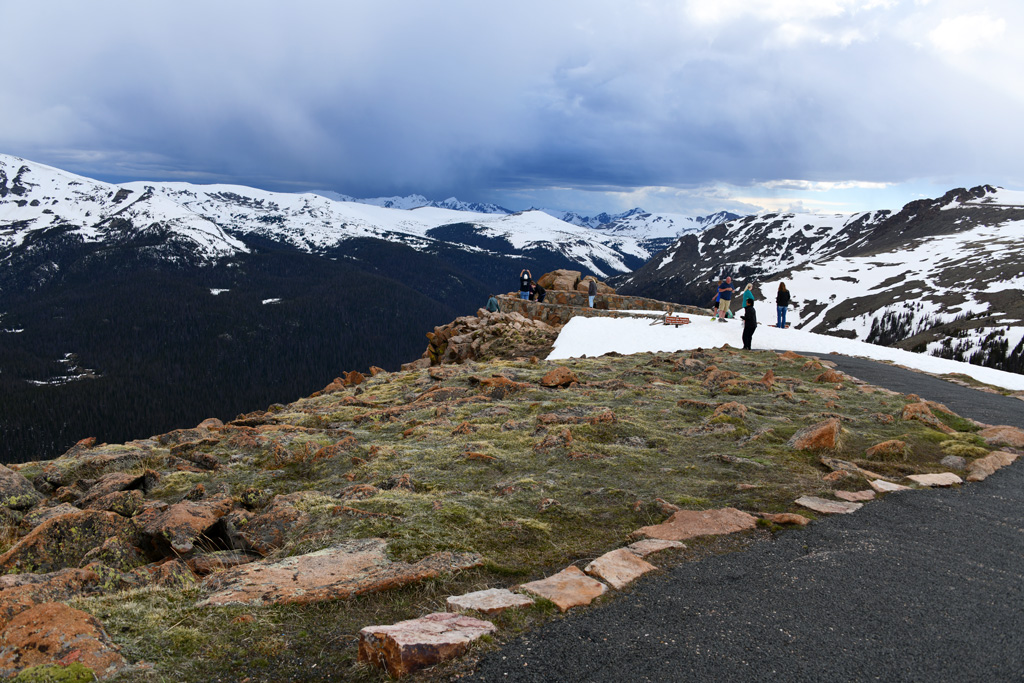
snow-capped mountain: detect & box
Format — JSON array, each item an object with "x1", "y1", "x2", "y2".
[
  {"x1": 592, "y1": 209, "x2": 741, "y2": 253},
  {"x1": 0, "y1": 154, "x2": 652, "y2": 281},
  {"x1": 619, "y1": 186, "x2": 1024, "y2": 374},
  {"x1": 312, "y1": 191, "x2": 512, "y2": 215}
]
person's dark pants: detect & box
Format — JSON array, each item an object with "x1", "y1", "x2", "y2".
[{"x1": 742, "y1": 328, "x2": 754, "y2": 350}]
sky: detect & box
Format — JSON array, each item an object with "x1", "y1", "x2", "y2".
[{"x1": 3, "y1": 0, "x2": 1023, "y2": 217}]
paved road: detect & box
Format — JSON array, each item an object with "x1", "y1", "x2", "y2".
[{"x1": 470, "y1": 356, "x2": 1024, "y2": 682}]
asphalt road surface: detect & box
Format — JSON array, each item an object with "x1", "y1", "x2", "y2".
[{"x1": 469, "y1": 354, "x2": 1024, "y2": 682}]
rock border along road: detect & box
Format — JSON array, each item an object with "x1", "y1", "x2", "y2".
[{"x1": 469, "y1": 354, "x2": 1024, "y2": 682}]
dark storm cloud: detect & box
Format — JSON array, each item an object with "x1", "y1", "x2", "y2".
[{"x1": 1, "y1": 0, "x2": 1022, "y2": 212}]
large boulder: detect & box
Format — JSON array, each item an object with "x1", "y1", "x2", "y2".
[
  {"x1": 0, "y1": 510, "x2": 133, "y2": 574},
  {"x1": 133, "y1": 495, "x2": 235, "y2": 556},
  {"x1": 0, "y1": 568, "x2": 102, "y2": 629},
  {"x1": 358, "y1": 612, "x2": 496, "y2": 677},
  {"x1": 0, "y1": 602, "x2": 130, "y2": 680},
  {"x1": 0, "y1": 465, "x2": 42, "y2": 511},
  {"x1": 537, "y1": 269, "x2": 582, "y2": 291}
]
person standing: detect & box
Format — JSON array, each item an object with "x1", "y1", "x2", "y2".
[
  {"x1": 741, "y1": 283, "x2": 755, "y2": 308},
  {"x1": 588, "y1": 279, "x2": 597, "y2": 307},
  {"x1": 519, "y1": 269, "x2": 532, "y2": 300},
  {"x1": 715, "y1": 276, "x2": 733, "y2": 322},
  {"x1": 741, "y1": 298, "x2": 757, "y2": 350},
  {"x1": 776, "y1": 283, "x2": 791, "y2": 329}
]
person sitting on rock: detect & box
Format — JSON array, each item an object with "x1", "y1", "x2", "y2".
[{"x1": 486, "y1": 294, "x2": 500, "y2": 313}]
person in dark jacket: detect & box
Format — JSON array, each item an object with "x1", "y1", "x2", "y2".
[
  {"x1": 741, "y1": 298, "x2": 757, "y2": 350},
  {"x1": 588, "y1": 279, "x2": 597, "y2": 307},
  {"x1": 531, "y1": 281, "x2": 546, "y2": 303},
  {"x1": 486, "y1": 295, "x2": 500, "y2": 313},
  {"x1": 776, "y1": 283, "x2": 791, "y2": 328},
  {"x1": 519, "y1": 269, "x2": 532, "y2": 300},
  {"x1": 715, "y1": 276, "x2": 733, "y2": 322}
]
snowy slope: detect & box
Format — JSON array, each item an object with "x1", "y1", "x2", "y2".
[{"x1": 1, "y1": 154, "x2": 653, "y2": 275}]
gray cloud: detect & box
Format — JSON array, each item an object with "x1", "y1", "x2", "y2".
[{"x1": 2, "y1": 0, "x2": 1022, "y2": 212}]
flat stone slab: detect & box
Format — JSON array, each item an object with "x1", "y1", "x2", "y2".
[
  {"x1": 358, "y1": 612, "x2": 495, "y2": 677},
  {"x1": 199, "y1": 538, "x2": 481, "y2": 607},
  {"x1": 906, "y1": 472, "x2": 963, "y2": 487},
  {"x1": 446, "y1": 588, "x2": 534, "y2": 615},
  {"x1": 584, "y1": 548, "x2": 657, "y2": 590},
  {"x1": 871, "y1": 479, "x2": 912, "y2": 493},
  {"x1": 632, "y1": 507, "x2": 758, "y2": 542},
  {"x1": 758, "y1": 512, "x2": 811, "y2": 526},
  {"x1": 518, "y1": 566, "x2": 607, "y2": 612},
  {"x1": 834, "y1": 489, "x2": 876, "y2": 502},
  {"x1": 627, "y1": 539, "x2": 685, "y2": 557},
  {"x1": 795, "y1": 496, "x2": 862, "y2": 514}
]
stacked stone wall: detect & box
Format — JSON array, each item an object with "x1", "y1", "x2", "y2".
[{"x1": 497, "y1": 294, "x2": 707, "y2": 328}]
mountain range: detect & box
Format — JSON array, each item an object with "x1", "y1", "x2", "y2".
[
  {"x1": 3, "y1": 152, "x2": 1022, "y2": 465},
  {"x1": 616, "y1": 185, "x2": 1024, "y2": 375}
]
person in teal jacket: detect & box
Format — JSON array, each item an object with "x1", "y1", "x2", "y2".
[{"x1": 741, "y1": 283, "x2": 755, "y2": 308}]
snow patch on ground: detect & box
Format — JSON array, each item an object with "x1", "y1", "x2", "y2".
[{"x1": 548, "y1": 314, "x2": 1024, "y2": 391}]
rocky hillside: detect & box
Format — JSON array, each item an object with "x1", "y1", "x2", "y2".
[
  {"x1": 1, "y1": 307, "x2": 1021, "y2": 681},
  {"x1": 617, "y1": 186, "x2": 1024, "y2": 375}
]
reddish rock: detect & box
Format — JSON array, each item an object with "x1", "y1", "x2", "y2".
[
  {"x1": 626, "y1": 539, "x2": 685, "y2": 557},
  {"x1": 0, "y1": 464, "x2": 42, "y2": 511},
  {"x1": 870, "y1": 479, "x2": 912, "y2": 493},
  {"x1": 584, "y1": 548, "x2": 657, "y2": 590},
  {"x1": 540, "y1": 366, "x2": 579, "y2": 388},
  {"x1": 537, "y1": 407, "x2": 616, "y2": 425},
  {"x1": 200, "y1": 538, "x2": 482, "y2": 607},
  {"x1": 185, "y1": 551, "x2": 261, "y2": 577},
  {"x1": 779, "y1": 351, "x2": 805, "y2": 361},
  {"x1": 713, "y1": 401, "x2": 748, "y2": 419},
  {"x1": 85, "y1": 489, "x2": 144, "y2": 518},
  {"x1": 80, "y1": 535, "x2": 149, "y2": 572},
  {"x1": 758, "y1": 512, "x2": 811, "y2": 526},
  {"x1": 966, "y1": 451, "x2": 1019, "y2": 482},
  {"x1": 358, "y1": 612, "x2": 496, "y2": 677},
  {"x1": 815, "y1": 370, "x2": 845, "y2": 383},
  {"x1": 223, "y1": 498, "x2": 310, "y2": 556},
  {"x1": 977, "y1": 425, "x2": 1024, "y2": 448},
  {"x1": 633, "y1": 507, "x2": 758, "y2": 542},
  {"x1": 788, "y1": 418, "x2": 842, "y2": 451},
  {"x1": 906, "y1": 473, "x2": 963, "y2": 487},
  {"x1": 19, "y1": 503, "x2": 80, "y2": 532},
  {"x1": 795, "y1": 496, "x2": 862, "y2": 514},
  {"x1": 901, "y1": 402, "x2": 956, "y2": 433},
  {"x1": 128, "y1": 558, "x2": 197, "y2": 589},
  {"x1": 518, "y1": 566, "x2": 607, "y2": 612},
  {"x1": 446, "y1": 588, "x2": 534, "y2": 615},
  {"x1": 534, "y1": 428, "x2": 573, "y2": 452},
  {"x1": 834, "y1": 490, "x2": 876, "y2": 502},
  {"x1": 761, "y1": 369, "x2": 775, "y2": 389},
  {"x1": 0, "y1": 510, "x2": 132, "y2": 574},
  {"x1": 0, "y1": 602, "x2": 129, "y2": 680},
  {"x1": 134, "y1": 495, "x2": 235, "y2": 555},
  {"x1": 0, "y1": 568, "x2": 102, "y2": 629},
  {"x1": 865, "y1": 440, "x2": 910, "y2": 460}
]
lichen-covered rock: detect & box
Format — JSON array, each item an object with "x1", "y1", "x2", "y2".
[
  {"x1": 0, "y1": 510, "x2": 133, "y2": 574},
  {"x1": 84, "y1": 489, "x2": 144, "y2": 518},
  {"x1": 901, "y1": 402, "x2": 955, "y2": 434},
  {"x1": 133, "y1": 495, "x2": 235, "y2": 556},
  {"x1": 0, "y1": 602, "x2": 129, "y2": 680},
  {"x1": 0, "y1": 465, "x2": 42, "y2": 511},
  {"x1": 222, "y1": 497, "x2": 310, "y2": 556},
  {"x1": 0, "y1": 568, "x2": 102, "y2": 629},
  {"x1": 865, "y1": 439, "x2": 910, "y2": 460},
  {"x1": 976, "y1": 425, "x2": 1024, "y2": 448}
]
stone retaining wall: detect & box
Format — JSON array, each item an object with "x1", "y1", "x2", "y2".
[{"x1": 497, "y1": 293, "x2": 707, "y2": 328}]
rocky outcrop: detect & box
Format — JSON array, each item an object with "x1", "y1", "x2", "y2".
[
  {"x1": 407, "y1": 310, "x2": 559, "y2": 368},
  {"x1": 0, "y1": 465, "x2": 42, "y2": 511},
  {"x1": 0, "y1": 510, "x2": 134, "y2": 574},
  {"x1": 0, "y1": 602, "x2": 129, "y2": 680}
]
